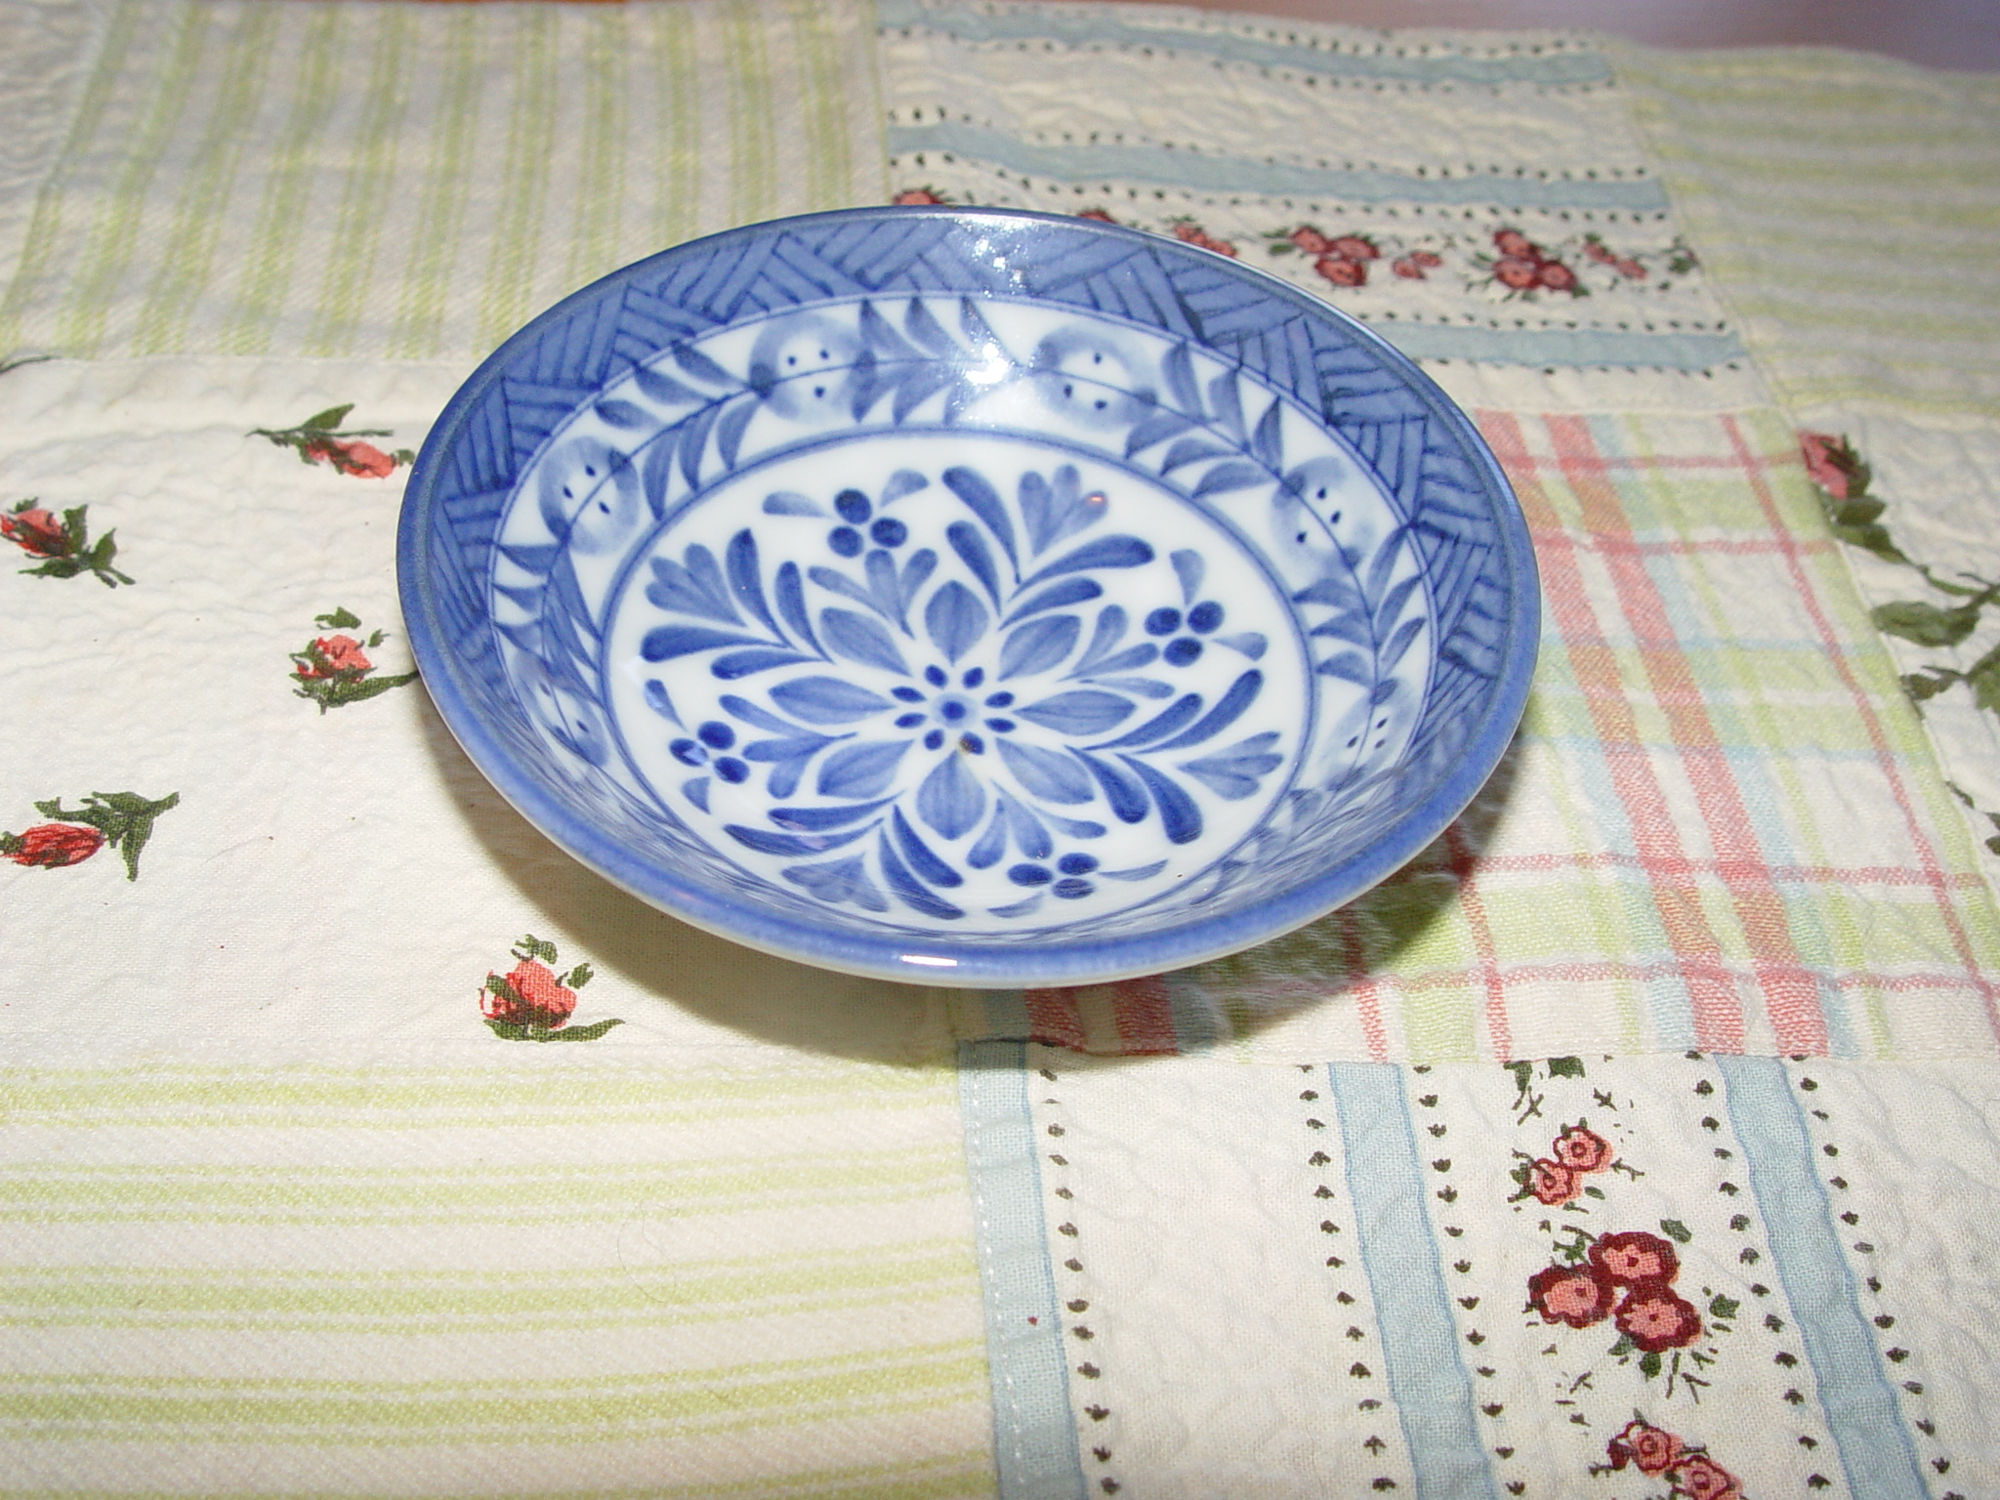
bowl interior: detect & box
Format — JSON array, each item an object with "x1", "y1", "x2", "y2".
[{"x1": 398, "y1": 208, "x2": 1537, "y2": 985}]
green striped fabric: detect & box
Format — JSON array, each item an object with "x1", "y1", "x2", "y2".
[
  {"x1": 1616, "y1": 45, "x2": 2000, "y2": 422},
  {"x1": 0, "y1": 1060, "x2": 991, "y2": 1493},
  {"x1": 0, "y1": 0, "x2": 887, "y2": 363}
]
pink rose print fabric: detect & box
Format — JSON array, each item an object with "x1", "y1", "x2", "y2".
[{"x1": 480, "y1": 935, "x2": 622, "y2": 1043}]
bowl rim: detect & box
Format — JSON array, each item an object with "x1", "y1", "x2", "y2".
[{"x1": 397, "y1": 204, "x2": 1540, "y2": 987}]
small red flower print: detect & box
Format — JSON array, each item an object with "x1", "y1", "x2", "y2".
[
  {"x1": 1584, "y1": 238, "x2": 1617, "y2": 264},
  {"x1": 1537, "y1": 260, "x2": 1578, "y2": 292},
  {"x1": 289, "y1": 608, "x2": 417, "y2": 712},
  {"x1": 1617, "y1": 258, "x2": 1647, "y2": 280},
  {"x1": 1075, "y1": 208, "x2": 1118, "y2": 222},
  {"x1": 1590, "y1": 1229, "x2": 1679, "y2": 1286},
  {"x1": 1, "y1": 505, "x2": 64, "y2": 556},
  {"x1": 1288, "y1": 226, "x2": 1330, "y2": 254},
  {"x1": 1552, "y1": 1125, "x2": 1613, "y2": 1173},
  {"x1": 1672, "y1": 1453, "x2": 1742, "y2": 1500},
  {"x1": 1169, "y1": 221, "x2": 1238, "y2": 257},
  {"x1": 1606, "y1": 1419, "x2": 1683, "y2": 1475},
  {"x1": 892, "y1": 187, "x2": 947, "y2": 205},
  {"x1": 250, "y1": 404, "x2": 413, "y2": 476},
  {"x1": 1328, "y1": 235, "x2": 1379, "y2": 261},
  {"x1": 1314, "y1": 255, "x2": 1367, "y2": 288},
  {"x1": 1411, "y1": 250, "x2": 1442, "y2": 268},
  {"x1": 3, "y1": 822, "x2": 105, "y2": 869},
  {"x1": 1615, "y1": 1285, "x2": 1704, "y2": 1353},
  {"x1": 1527, "y1": 1261, "x2": 1617, "y2": 1328},
  {"x1": 1800, "y1": 431, "x2": 1870, "y2": 503},
  {"x1": 0, "y1": 791, "x2": 178, "y2": 881},
  {"x1": 1493, "y1": 228, "x2": 1542, "y2": 261},
  {"x1": 3, "y1": 499, "x2": 133, "y2": 586},
  {"x1": 1494, "y1": 256, "x2": 1540, "y2": 290},
  {"x1": 481, "y1": 934, "x2": 622, "y2": 1042},
  {"x1": 1527, "y1": 1158, "x2": 1582, "y2": 1206},
  {"x1": 1392, "y1": 256, "x2": 1426, "y2": 280},
  {"x1": 305, "y1": 436, "x2": 397, "y2": 479}
]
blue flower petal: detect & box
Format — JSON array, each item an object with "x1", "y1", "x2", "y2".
[
  {"x1": 816, "y1": 739, "x2": 911, "y2": 798},
  {"x1": 995, "y1": 739, "x2": 1094, "y2": 805},
  {"x1": 770, "y1": 676, "x2": 895, "y2": 724},
  {"x1": 923, "y1": 580, "x2": 989, "y2": 666},
  {"x1": 820, "y1": 608, "x2": 909, "y2": 675},
  {"x1": 999, "y1": 613, "x2": 1081, "y2": 680},
  {"x1": 1015, "y1": 690, "x2": 1136, "y2": 737},
  {"x1": 916, "y1": 752, "x2": 986, "y2": 839}
]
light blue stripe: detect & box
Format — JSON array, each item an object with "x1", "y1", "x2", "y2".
[
  {"x1": 1376, "y1": 320, "x2": 1743, "y2": 372},
  {"x1": 886, "y1": 122, "x2": 1671, "y2": 213},
  {"x1": 958, "y1": 1040, "x2": 1087, "y2": 1500},
  {"x1": 1716, "y1": 1055, "x2": 1927, "y2": 1500},
  {"x1": 878, "y1": 0, "x2": 1613, "y2": 87},
  {"x1": 1328, "y1": 1062, "x2": 1498, "y2": 1500}
]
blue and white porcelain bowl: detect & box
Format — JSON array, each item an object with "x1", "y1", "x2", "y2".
[{"x1": 398, "y1": 207, "x2": 1538, "y2": 987}]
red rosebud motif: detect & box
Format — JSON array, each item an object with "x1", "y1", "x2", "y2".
[
  {"x1": 1800, "y1": 432, "x2": 1865, "y2": 501},
  {"x1": 1614, "y1": 1284, "x2": 1704, "y2": 1352},
  {"x1": 892, "y1": 188, "x2": 945, "y2": 205},
  {"x1": 1493, "y1": 228, "x2": 1541, "y2": 261},
  {"x1": 1170, "y1": 223, "x2": 1238, "y2": 257},
  {"x1": 296, "y1": 634, "x2": 373, "y2": 680},
  {"x1": 3, "y1": 822, "x2": 105, "y2": 869},
  {"x1": 482, "y1": 958, "x2": 578, "y2": 1029},
  {"x1": 1584, "y1": 239, "x2": 1617, "y2": 264},
  {"x1": 1075, "y1": 208, "x2": 1117, "y2": 222},
  {"x1": 1527, "y1": 1158, "x2": 1581, "y2": 1206},
  {"x1": 1606, "y1": 1419, "x2": 1683, "y2": 1475},
  {"x1": 1314, "y1": 255, "x2": 1367, "y2": 288},
  {"x1": 1329, "y1": 235, "x2": 1379, "y2": 261},
  {"x1": 304, "y1": 437, "x2": 397, "y2": 479},
  {"x1": 1494, "y1": 257, "x2": 1540, "y2": 290},
  {"x1": 1, "y1": 506, "x2": 66, "y2": 556},
  {"x1": 1673, "y1": 1453, "x2": 1743, "y2": 1500},
  {"x1": 1589, "y1": 1229, "x2": 1679, "y2": 1285},
  {"x1": 1552, "y1": 1125, "x2": 1613, "y2": 1173},
  {"x1": 1289, "y1": 226, "x2": 1330, "y2": 254},
  {"x1": 1526, "y1": 1261, "x2": 1617, "y2": 1328},
  {"x1": 1617, "y1": 258, "x2": 1647, "y2": 279},
  {"x1": 1391, "y1": 257, "x2": 1426, "y2": 280},
  {"x1": 1536, "y1": 260, "x2": 1578, "y2": 292},
  {"x1": 1411, "y1": 250, "x2": 1443, "y2": 268}
]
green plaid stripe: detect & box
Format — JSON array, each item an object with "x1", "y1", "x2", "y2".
[{"x1": 0, "y1": 0, "x2": 888, "y2": 363}]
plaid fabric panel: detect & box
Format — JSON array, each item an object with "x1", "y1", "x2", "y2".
[
  {"x1": 0, "y1": 0, "x2": 886, "y2": 362},
  {"x1": 954, "y1": 408, "x2": 2000, "y2": 1062}
]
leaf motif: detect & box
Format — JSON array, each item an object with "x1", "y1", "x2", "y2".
[
  {"x1": 904, "y1": 297, "x2": 957, "y2": 355},
  {"x1": 995, "y1": 738, "x2": 1094, "y2": 804},
  {"x1": 633, "y1": 365, "x2": 700, "y2": 406},
  {"x1": 770, "y1": 677, "x2": 893, "y2": 724},
  {"x1": 1001, "y1": 790, "x2": 1055, "y2": 858},
  {"x1": 769, "y1": 797, "x2": 894, "y2": 832},
  {"x1": 1016, "y1": 690, "x2": 1136, "y2": 736},
  {"x1": 1190, "y1": 462, "x2": 1269, "y2": 500},
  {"x1": 1872, "y1": 598, "x2": 1981, "y2": 648},
  {"x1": 1251, "y1": 397, "x2": 1284, "y2": 470},
  {"x1": 942, "y1": 466, "x2": 1018, "y2": 573},
  {"x1": 715, "y1": 399, "x2": 756, "y2": 469},
  {"x1": 967, "y1": 807, "x2": 1009, "y2": 869},
  {"x1": 1019, "y1": 465, "x2": 1102, "y2": 555},
  {"x1": 1072, "y1": 750, "x2": 1148, "y2": 823},
  {"x1": 762, "y1": 491, "x2": 824, "y2": 516},
  {"x1": 1071, "y1": 606, "x2": 1129, "y2": 675},
  {"x1": 595, "y1": 398, "x2": 652, "y2": 429},
  {"x1": 1148, "y1": 670, "x2": 1262, "y2": 752},
  {"x1": 773, "y1": 561, "x2": 821, "y2": 653},
  {"x1": 724, "y1": 823, "x2": 871, "y2": 856},
  {"x1": 712, "y1": 647, "x2": 814, "y2": 679},
  {"x1": 1208, "y1": 372, "x2": 1245, "y2": 438},
  {"x1": 640, "y1": 625, "x2": 766, "y2": 662},
  {"x1": 821, "y1": 609, "x2": 910, "y2": 675},
  {"x1": 947, "y1": 521, "x2": 1003, "y2": 608},
  {"x1": 1294, "y1": 574, "x2": 1364, "y2": 612},
  {"x1": 865, "y1": 548, "x2": 907, "y2": 629},
  {"x1": 809, "y1": 564, "x2": 890, "y2": 619},
  {"x1": 726, "y1": 528, "x2": 779, "y2": 636},
  {"x1": 1179, "y1": 731, "x2": 1284, "y2": 800},
  {"x1": 1171, "y1": 550, "x2": 1205, "y2": 606},
  {"x1": 1005, "y1": 577, "x2": 1102, "y2": 625},
  {"x1": 1092, "y1": 692, "x2": 1201, "y2": 750},
  {"x1": 1160, "y1": 436, "x2": 1233, "y2": 474},
  {"x1": 882, "y1": 468, "x2": 929, "y2": 505},
  {"x1": 1365, "y1": 525, "x2": 1407, "y2": 601},
  {"x1": 678, "y1": 403, "x2": 720, "y2": 489},
  {"x1": 1161, "y1": 342, "x2": 1203, "y2": 417},
  {"x1": 671, "y1": 342, "x2": 734, "y2": 387},
  {"x1": 915, "y1": 756, "x2": 985, "y2": 842},
  {"x1": 876, "y1": 831, "x2": 965, "y2": 919},
  {"x1": 1379, "y1": 616, "x2": 1424, "y2": 672},
  {"x1": 1123, "y1": 756, "x2": 1203, "y2": 844},
  {"x1": 1124, "y1": 410, "x2": 1192, "y2": 457},
  {"x1": 924, "y1": 580, "x2": 989, "y2": 664},
  {"x1": 647, "y1": 545, "x2": 739, "y2": 623},
  {"x1": 893, "y1": 806, "x2": 966, "y2": 884},
  {"x1": 1308, "y1": 612, "x2": 1376, "y2": 648},
  {"x1": 643, "y1": 679, "x2": 681, "y2": 724},
  {"x1": 816, "y1": 739, "x2": 912, "y2": 798},
  {"x1": 1315, "y1": 650, "x2": 1372, "y2": 684},
  {"x1": 999, "y1": 613, "x2": 1082, "y2": 680},
  {"x1": 859, "y1": 299, "x2": 920, "y2": 360},
  {"x1": 1020, "y1": 535, "x2": 1154, "y2": 589},
  {"x1": 899, "y1": 548, "x2": 938, "y2": 614},
  {"x1": 300, "y1": 404, "x2": 353, "y2": 431},
  {"x1": 782, "y1": 855, "x2": 891, "y2": 912},
  {"x1": 890, "y1": 365, "x2": 952, "y2": 423}
]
